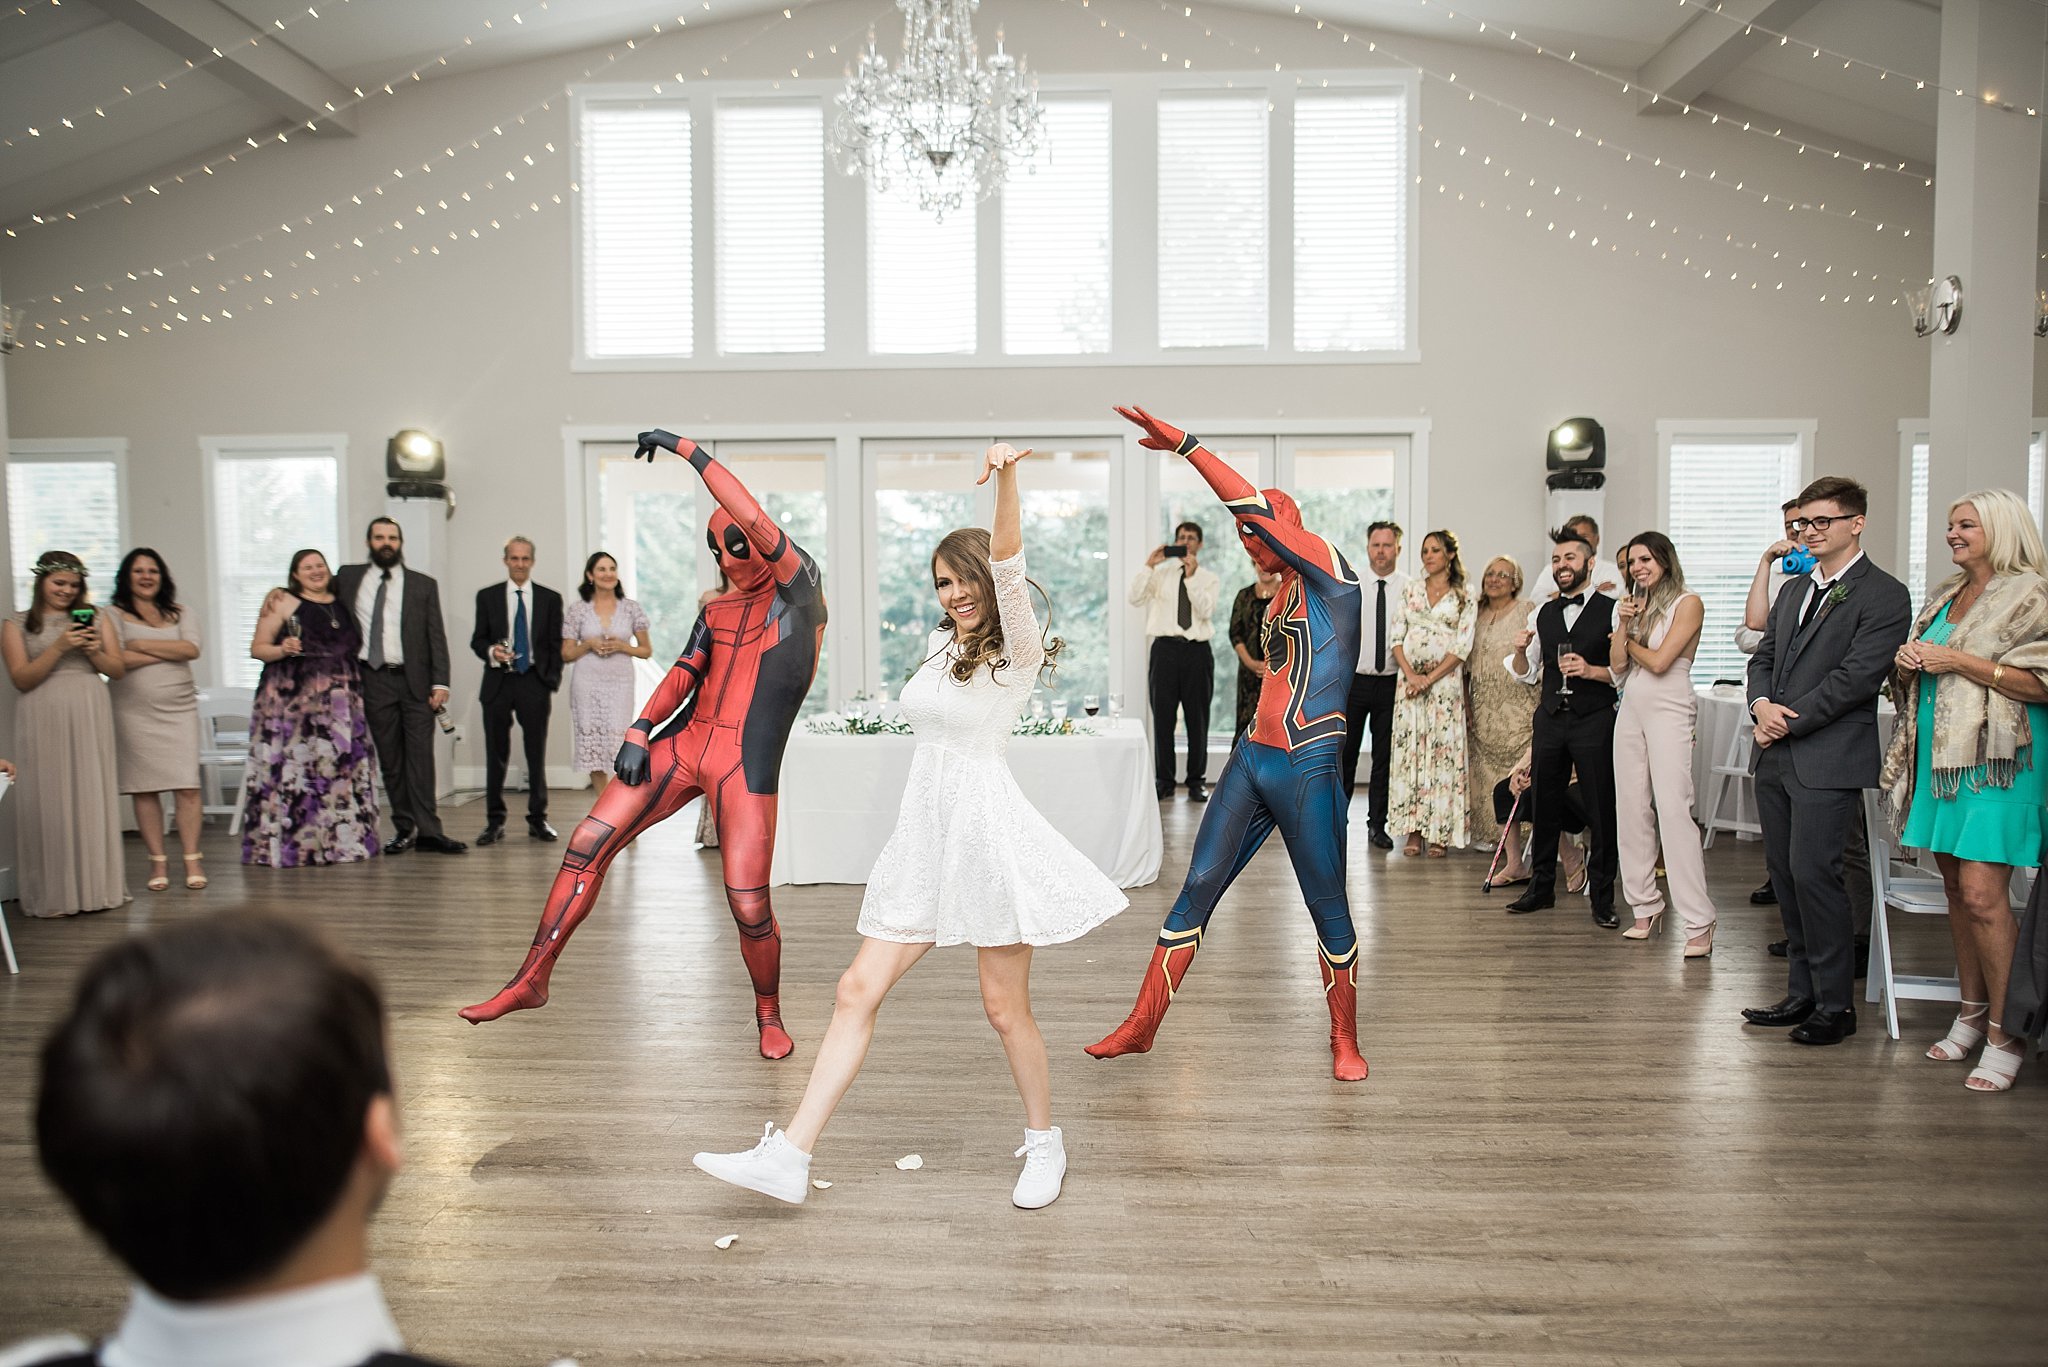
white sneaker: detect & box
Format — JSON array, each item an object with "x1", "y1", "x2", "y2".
[
  {"x1": 693, "y1": 1123, "x2": 812, "y2": 1204},
  {"x1": 1012, "y1": 1126, "x2": 1066, "y2": 1209}
]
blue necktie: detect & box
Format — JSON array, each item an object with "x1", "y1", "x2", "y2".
[{"x1": 513, "y1": 588, "x2": 530, "y2": 673}]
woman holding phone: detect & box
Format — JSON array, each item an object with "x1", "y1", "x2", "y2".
[{"x1": 1, "y1": 550, "x2": 129, "y2": 917}]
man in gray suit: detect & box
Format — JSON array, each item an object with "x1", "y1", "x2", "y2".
[{"x1": 1743, "y1": 476, "x2": 1911, "y2": 1044}]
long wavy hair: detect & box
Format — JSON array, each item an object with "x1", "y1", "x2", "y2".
[
  {"x1": 928, "y1": 527, "x2": 1064, "y2": 684},
  {"x1": 1940, "y1": 488, "x2": 2046, "y2": 590},
  {"x1": 112, "y1": 547, "x2": 181, "y2": 621},
  {"x1": 1620, "y1": 531, "x2": 1688, "y2": 640},
  {"x1": 1422, "y1": 529, "x2": 1468, "y2": 604},
  {"x1": 25, "y1": 550, "x2": 91, "y2": 634}
]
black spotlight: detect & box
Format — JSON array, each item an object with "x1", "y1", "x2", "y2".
[
  {"x1": 1545, "y1": 417, "x2": 1605, "y2": 491},
  {"x1": 386, "y1": 429, "x2": 448, "y2": 503}
]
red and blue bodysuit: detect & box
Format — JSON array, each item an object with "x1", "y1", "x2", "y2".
[
  {"x1": 459, "y1": 429, "x2": 824, "y2": 1059},
  {"x1": 1088, "y1": 406, "x2": 1369, "y2": 1080}
]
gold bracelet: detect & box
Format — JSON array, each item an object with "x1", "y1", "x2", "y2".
[{"x1": 1993, "y1": 663, "x2": 2006, "y2": 689}]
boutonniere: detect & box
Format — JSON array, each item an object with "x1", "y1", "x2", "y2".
[{"x1": 1826, "y1": 582, "x2": 1853, "y2": 606}]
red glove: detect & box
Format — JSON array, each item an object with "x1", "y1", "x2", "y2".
[{"x1": 1113, "y1": 405, "x2": 1193, "y2": 454}]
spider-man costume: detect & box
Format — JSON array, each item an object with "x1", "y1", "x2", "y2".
[
  {"x1": 459, "y1": 429, "x2": 825, "y2": 1059},
  {"x1": 1087, "y1": 405, "x2": 1369, "y2": 1080}
]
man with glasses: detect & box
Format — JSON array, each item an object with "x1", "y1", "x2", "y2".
[{"x1": 1743, "y1": 477, "x2": 1910, "y2": 1046}]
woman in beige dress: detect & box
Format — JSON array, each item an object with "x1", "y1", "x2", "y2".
[
  {"x1": 1467, "y1": 556, "x2": 1539, "y2": 872},
  {"x1": 108, "y1": 548, "x2": 206, "y2": 892},
  {"x1": 1, "y1": 551, "x2": 129, "y2": 917}
]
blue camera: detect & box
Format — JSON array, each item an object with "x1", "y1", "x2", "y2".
[{"x1": 1782, "y1": 546, "x2": 1817, "y2": 576}]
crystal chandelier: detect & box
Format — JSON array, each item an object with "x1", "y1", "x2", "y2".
[{"x1": 831, "y1": 0, "x2": 1045, "y2": 221}]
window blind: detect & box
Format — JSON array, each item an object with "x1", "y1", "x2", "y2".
[
  {"x1": 7, "y1": 459, "x2": 122, "y2": 614},
  {"x1": 1157, "y1": 94, "x2": 1268, "y2": 349},
  {"x1": 211, "y1": 454, "x2": 340, "y2": 688},
  {"x1": 1294, "y1": 90, "x2": 1407, "y2": 352},
  {"x1": 1908, "y1": 440, "x2": 1930, "y2": 611},
  {"x1": 580, "y1": 102, "x2": 693, "y2": 359},
  {"x1": 868, "y1": 183, "x2": 975, "y2": 354},
  {"x1": 1667, "y1": 436, "x2": 1803, "y2": 685},
  {"x1": 716, "y1": 100, "x2": 825, "y2": 354},
  {"x1": 1002, "y1": 98, "x2": 1111, "y2": 355}
]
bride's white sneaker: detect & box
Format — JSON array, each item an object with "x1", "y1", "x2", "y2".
[
  {"x1": 1012, "y1": 1127, "x2": 1066, "y2": 1209},
  {"x1": 693, "y1": 1123, "x2": 812, "y2": 1204}
]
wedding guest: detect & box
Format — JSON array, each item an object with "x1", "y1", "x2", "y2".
[
  {"x1": 470, "y1": 536, "x2": 564, "y2": 845},
  {"x1": 1738, "y1": 498, "x2": 1805, "y2": 909},
  {"x1": 1530, "y1": 514, "x2": 1624, "y2": 601},
  {"x1": 1489, "y1": 744, "x2": 1589, "y2": 887},
  {"x1": 241, "y1": 550, "x2": 382, "y2": 867},
  {"x1": 1882, "y1": 489, "x2": 2048, "y2": 1091},
  {"x1": 1610, "y1": 532, "x2": 1716, "y2": 956},
  {"x1": 563, "y1": 551, "x2": 653, "y2": 796},
  {"x1": 1, "y1": 551, "x2": 128, "y2": 917},
  {"x1": 1467, "y1": 555, "x2": 1537, "y2": 857},
  {"x1": 1342, "y1": 521, "x2": 1405, "y2": 847},
  {"x1": 1131, "y1": 522, "x2": 1220, "y2": 801},
  {"x1": 1387, "y1": 530, "x2": 1477, "y2": 856},
  {"x1": 1226, "y1": 565, "x2": 1284, "y2": 739},
  {"x1": 108, "y1": 548, "x2": 205, "y2": 893}
]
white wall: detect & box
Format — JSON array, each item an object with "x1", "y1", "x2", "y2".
[{"x1": 2, "y1": 0, "x2": 2041, "y2": 781}]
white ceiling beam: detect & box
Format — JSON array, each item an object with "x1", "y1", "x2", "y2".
[
  {"x1": 86, "y1": 0, "x2": 356, "y2": 135},
  {"x1": 1635, "y1": 0, "x2": 1823, "y2": 115}
]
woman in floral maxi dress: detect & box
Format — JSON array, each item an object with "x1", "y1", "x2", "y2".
[{"x1": 1387, "y1": 530, "x2": 1478, "y2": 856}]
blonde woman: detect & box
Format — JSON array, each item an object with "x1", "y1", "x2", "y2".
[
  {"x1": 1387, "y1": 530, "x2": 1477, "y2": 856},
  {"x1": 1610, "y1": 532, "x2": 1715, "y2": 956},
  {"x1": 1883, "y1": 489, "x2": 2048, "y2": 1093},
  {"x1": 694, "y1": 445, "x2": 1125, "y2": 1209},
  {"x1": 1467, "y1": 555, "x2": 1538, "y2": 865}
]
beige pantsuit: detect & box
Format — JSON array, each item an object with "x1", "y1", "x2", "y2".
[{"x1": 1613, "y1": 596, "x2": 1717, "y2": 935}]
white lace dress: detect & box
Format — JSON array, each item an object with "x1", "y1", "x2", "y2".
[{"x1": 857, "y1": 551, "x2": 1129, "y2": 947}]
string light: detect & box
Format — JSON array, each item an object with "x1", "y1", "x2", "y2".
[
  {"x1": 1, "y1": 0, "x2": 66, "y2": 17},
  {"x1": 1, "y1": 0, "x2": 363, "y2": 151}
]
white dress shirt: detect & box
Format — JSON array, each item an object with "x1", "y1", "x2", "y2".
[
  {"x1": 1128, "y1": 561, "x2": 1221, "y2": 642},
  {"x1": 88, "y1": 1274, "x2": 405, "y2": 1367},
  {"x1": 353, "y1": 563, "x2": 406, "y2": 669},
  {"x1": 1505, "y1": 592, "x2": 1598, "y2": 685},
  {"x1": 1749, "y1": 550, "x2": 1864, "y2": 715},
  {"x1": 1355, "y1": 571, "x2": 1407, "y2": 676}
]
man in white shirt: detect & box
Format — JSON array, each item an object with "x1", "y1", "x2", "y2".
[
  {"x1": 12, "y1": 914, "x2": 448, "y2": 1367},
  {"x1": 1341, "y1": 520, "x2": 1405, "y2": 848},
  {"x1": 1528, "y1": 513, "x2": 1625, "y2": 602},
  {"x1": 1130, "y1": 521, "x2": 1222, "y2": 801}
]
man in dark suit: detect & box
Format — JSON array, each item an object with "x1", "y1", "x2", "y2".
[
  {"x1": 334, "y1": 517, "x2": 465, "y2": 855},
  {"x1": 470, "y1": 536, "x2": 562, "y2": 845},
  {"x1": 1744, "y1": 476, "x2": 1911, "y2": 1045}
]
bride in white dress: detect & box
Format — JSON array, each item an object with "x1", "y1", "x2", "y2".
[{"x1": 694, "y1": 443, "x2": 1126, "y2": 1210}]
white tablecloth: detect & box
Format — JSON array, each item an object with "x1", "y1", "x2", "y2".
[{"x1": 771, "y1": 718, "x2": 1162, "y2": 888}]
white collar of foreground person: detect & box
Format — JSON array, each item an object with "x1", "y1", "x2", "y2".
[
  {"x1": 0, "y1": 1273, "x2": 405, "y2": 1367},
  {"x1": 1810, "y1": 549, "x2": 1864, "y2": 587}
]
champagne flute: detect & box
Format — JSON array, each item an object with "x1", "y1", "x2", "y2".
[
  {"x1": 1108, "y1": 692, "x2": 1124, "y2": 721},
  {"x1": 283, "y1": 614, "x2": 302, "y2": 655},
  {"x1": 1556, "y1": 642, "x2": 1576, "y2": 697},
  {"x1": 1052, "y1": 697, "x2": 1070, "y2": 723}
]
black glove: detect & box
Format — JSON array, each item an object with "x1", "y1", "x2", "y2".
[
  {"x1": 613, "y1": 725, "x2": 653, "y2": 785},
  {"x1": 634, "y1": 428, "x2": 697, "y2": 464}
]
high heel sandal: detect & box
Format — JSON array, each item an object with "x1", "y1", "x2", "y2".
[
  {"x1": 1684, "y1": 925, "x2": 1715, "y2": 959},
  {"x1": 1563, "y1": 861, "x2": 1589, "y2": 895},
  {"x1": 145, "y1": 855, "x2": 170, "y2": 893},
  {"x1": 182, "y1": 853, "x2": 208, "y2": 890},
  {"x1": 1621, "y1": 911, "x2": 1664, "y2": 941},
  {"x1": 1403, "y1": 835, "x2": 1423, "y2": 857},
  {"x1": 1966, "y1": 1031, "x2": 2024, "y2": 1093},
  {"x1": 1426, "y1": 843, "x2": 1447, "y2": 859},
  {"x1": 1927, "y1": 1001, "x2": 1988, "y2": 1062}
]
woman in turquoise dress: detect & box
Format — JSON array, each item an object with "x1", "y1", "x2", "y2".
[{"x1": 1881, "y1": 489, "x2": 2048, "y2": 1094}]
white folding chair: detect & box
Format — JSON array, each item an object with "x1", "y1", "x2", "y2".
[
  {"x1": 197, "y1": 687, "x2": 256, "y2": 834},
  {"x1": 1701, "y1": 716, "x2": 1761, "y2": 847},
  {"x1": 1863, "y1": 789, "x2": 1960, "y2": 1039},
  {"x1": 0, "y1": 778, "x2": 16, "y2": 974}
]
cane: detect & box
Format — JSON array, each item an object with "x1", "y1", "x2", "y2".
[{"x1": 1481, "y1": 788, "x2": 1524, "y2": 893}]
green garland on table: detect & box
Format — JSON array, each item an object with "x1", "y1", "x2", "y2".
[{"x1": 803, "y1": 714, "x2": 1099, "y2": 737}]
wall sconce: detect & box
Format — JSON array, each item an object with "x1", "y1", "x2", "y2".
[
  {"x1": 1907, "y1": 275, "x2": 1963, "y2": 337},
  {"x1": 2035, "y1": 290, "x2": 2048, "y2": 339},
  {"x1": 0, "y1": 304, "x2": 19, "y2": 355}
]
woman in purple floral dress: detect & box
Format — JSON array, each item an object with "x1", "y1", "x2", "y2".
[{"x1": 240, "y1": 549, "x2": 381, "y2": 866}]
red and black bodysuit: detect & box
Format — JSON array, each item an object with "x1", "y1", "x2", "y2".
[{"x1": 459, "y1": 429, "x2": 824, "y2": 1058}]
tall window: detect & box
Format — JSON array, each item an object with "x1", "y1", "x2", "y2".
[
  {"x1": 1662, "y1": 426, "x2": 1808, "y2": 686},
  {"x1": 7, "y1": 440, "x2": 126, "y2": 612},
  {"x1": 579, "y1": 101, "x2": 693, "y2": 359},
  {"x1": 868, "y1": 185, "x2": 975, "y2": 354},
  {"x1": 1157, "y1": 93, "x2": 1268, "y2": 349},
  {"x1": 593, "y1": 441, "x2": 698, "y2": 715},
  {"x1": 716, "y1": 100, "x2": 824, "y2": 354},
  {"x1": 715, "y1": 442, "x2": 832, "y2": 714},
  {"x1": 1294, "y1": 91, "x2": 1408, "y2": 352},
  {"x1": 1002, "y1": 97, "x2": 1111, "y2": 354},
  {"x1": 870, "y1": 445, "x2": 982, "y2": 694},
  {"x1": 206, "y1": 438, "x2": 342, "y2": 689},
  {"x1": 1008, "y1": 444, "x2": 1113, "y2": 708},
  {"x1": 1902, "y1": 426, "x2": 2047, "y2": 610},
  {"x1": 1287, "y1": 440, "x2": 1397, "y2": 574},
  {"x1": 1159, "y1": 443, "x2": 1267, "y2": 739}
]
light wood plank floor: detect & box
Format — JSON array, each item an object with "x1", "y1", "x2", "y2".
[{"x1": 2, "y1": 793, "x2": 2044, "y2": 1366}]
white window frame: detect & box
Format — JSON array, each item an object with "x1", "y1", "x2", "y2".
[
  {"x1": 5, "y1": 440, "x2": 132, "y2": 591},
  {"x1": 199, "y1": 434, "x2": 349, "y2": 689},
  {"x1": 1897, "y1": 420, "x2": 2048, "y2": 587},
  {"x1": 568, "y1": 69, "x2": 1419, "y2": 372},
  {"x1": 1656, "y1": 420, "x2": 1816, "y2": 530}
]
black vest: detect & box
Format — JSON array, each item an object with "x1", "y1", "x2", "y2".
[{"x1": 1536, "y1": 593, "x2": 1618, "y2": 716}]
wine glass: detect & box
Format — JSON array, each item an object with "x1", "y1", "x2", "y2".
[
  {"x1": 1051, "y1": 698, "x2": 1070, "y2": 723},
  {"x1": 496, "y1": 634, "x2": 514, "y2": 669},
  {"x1": 1083, "y1": 694, "x2": 1100, "y2": 717},
  {"x1": 1556, "y1": 643, "x2": 1576, "y2": 697},
  {"x1": 847, "y1": 695, "x2": 869, "y2": 723},
  {"x1": 283, "y1": 614, "x2": 302, "y2": 653},
  {"x1": 1108, "y1": 692, "x2": 1124, "y2": 721},
  {"x1": 1031, "y1": 690, "x2": 1048, "y2": 721}
]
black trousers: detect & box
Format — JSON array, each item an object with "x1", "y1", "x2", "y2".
[
  {"x1": 483, "y1": 671, "x2": 552, "y2": 825},
  {"x1": 1493, "y1": 775, "x2": 1586, "y2": 833},
  {"x1": 1526, "y1": 705, "x2": 1618, "y2": 913},
  {"x1": 1149, "y1": 636, "x2": 1213, "y2": 788},
  {"x1": 1754, "y1": 745, "x2": 1860, "y2": 1012},
  {"x1": 362, "y1": 666, "x2": 445, "y2": 841},
  {"x1": 1340, "y1": 672, "x2": 1396, "y2": 830}
]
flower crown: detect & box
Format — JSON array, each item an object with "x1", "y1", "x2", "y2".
[{"x1": 31, "y1": 557, "x2": 84, "y2": 578}]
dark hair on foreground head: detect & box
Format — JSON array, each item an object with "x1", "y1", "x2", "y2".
[
  {"x1": 1797, "y1": 475, "x2": 1868, "y2": 518},
  {"x1": 1549, "y1": 525, "x2": 1593, "y2": 552},
  {"x1": 36, "y1": 913, "x2": 391, "y2": 1300},
  {"x1": 579, "y1": 550, "x2": 629, "y2": 602},
  {"x1": 112, "y1": 547, "x2": 182, "y2": 621},
  {"x1": 1366, "y1": 519, "x2": 1403, "y2": 540}
]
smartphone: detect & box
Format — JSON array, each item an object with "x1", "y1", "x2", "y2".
[
  {"x1": 69, "y1": 607, "x2": 96, "y2": 627},
  {"x1": 1162, "y1": 544, "x2": 1188, "y2": 558}
]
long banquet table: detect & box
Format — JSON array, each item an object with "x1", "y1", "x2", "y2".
[{"x1": 770, "y1": 717, "x2": 1162, "y2": 888}]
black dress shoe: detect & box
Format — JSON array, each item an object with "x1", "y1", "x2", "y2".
[
  {"x1": 1505, "y1": 890, "x2": 1553, "y2": 914},
  {"x1": 1367, "y1": 828, "x2": 1394, "y2": 850},
  {"x1": 416, "y1": 834, "x2": 469, "y2": 854},
  {"x1": 1750, "y1": 880, "x2": 1778, "y2": 906},
  {"x1": 1591, "y1": 907, "x2": 1620, "y2": 929},
  {"x1": 1768, "y1": 938, "x2": 1789, "y2": 958},
  {"x1": 476, "y1": 823, "x2": 506, "y2": 846},
  {"x1": 1790, "y1": 1007, "x2": 1857, "y2": 1045},
  {"x1": 1157, "y1": 784, "x2": 1175, "y2": 800},
  {"x1": 528, "y1": 819, "x2": 559, "y2": 841},
  {"x1": 1187, "y1": 782, "x2": 1208, "y2": 804},
  {"x1": 1742, "y1": 995, "x2": 1817, "y2": 1027},
  {"x1": 383, "y1": 832, "x2": 416, "y2": 855}
]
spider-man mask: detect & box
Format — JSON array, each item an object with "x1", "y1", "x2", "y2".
[
  {"x1": 709, "y1": 509, "x2": 773, "y2": 591},
  {"x1": 1239, "y1": 488, "x2": 1302, "y2": 575}
]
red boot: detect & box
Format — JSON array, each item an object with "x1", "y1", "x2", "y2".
[
  {"x1": 754, "y1": 996, "x2": 794, "y2": 1060},
  {"x1": 458, "y1": 868, "x2": 595, "y2": 1024},
  {"x1": 733, "y1": 911, "x2": 795, "y2": 1059},
  {"x1": 1086, "y1": 936, "x2": 1199, "y2": 1059},
  {"x1": 1321, "y1": 948, "x2": 1369, "y2": 1082}
]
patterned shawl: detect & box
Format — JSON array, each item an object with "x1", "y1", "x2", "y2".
[{"x1": 1881, "y1": 570, "x2": 2048, "y2": 837}]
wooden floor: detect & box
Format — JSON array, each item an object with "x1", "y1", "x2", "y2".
[{"x1": 2, "y1": 793, "x2": 2045, "y2": 1366}]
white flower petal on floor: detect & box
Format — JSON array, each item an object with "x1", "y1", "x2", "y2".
[
  {"x1": 895, "y1": 1154, "x2": 923, "y2": 1171},
  {"x1": 812, "y1": 1179, "x2": 832, "y2": 1189},
  {"x1": 714, "y1": 1233, "x2": 739, "y2": 1250}
]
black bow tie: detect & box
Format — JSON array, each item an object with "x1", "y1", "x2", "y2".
[{"x1": 1561, "y1": 594, "x2": 1584, "y2": 606}]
